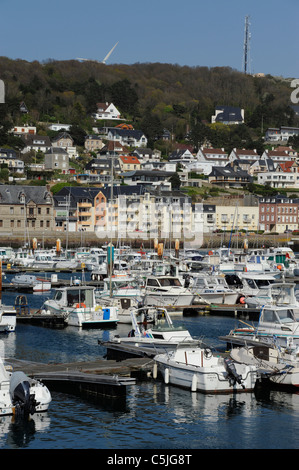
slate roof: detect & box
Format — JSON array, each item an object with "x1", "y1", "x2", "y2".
[
  {"x1": 0, "y1": 185, "x2": 52, "y2": 204},
  {"x1": 54, "y1": 185, "x2": 146, "y2": 206},
  {"x1": 108, "y1": 128, "x2": 145, "y2": 139},
  {"x1": 45, "y1": 147, "x2": 68, "y2": 155},
  {"x1": 214, "y1": 106, "x2": 244, "y2": 123}
]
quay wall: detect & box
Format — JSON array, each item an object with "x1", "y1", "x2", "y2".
[{"x1": 0, "y1": 231, "x2": 298, "y2": 251}]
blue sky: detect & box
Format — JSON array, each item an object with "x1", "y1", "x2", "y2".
[{"x1": 0, "y1": 0, "x2": 298, "y2": 78}]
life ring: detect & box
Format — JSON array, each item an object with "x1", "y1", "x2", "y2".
[
  {"x1": 76, "y1": 303, "x2": 86, "y2": 308},
  {"x1": 277, "y1": 264, "x2": 283, "y2": 271},
  {"x1": 208, "y1": 251, "x2": 213, "y2": 255},
  {"x1": 239, "y1": 296, "x2": 246, "y2": 304}
]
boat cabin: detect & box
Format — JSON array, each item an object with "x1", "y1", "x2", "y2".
[{"x1": 54, "y1": 286, "x2": 96, "y2": 309}]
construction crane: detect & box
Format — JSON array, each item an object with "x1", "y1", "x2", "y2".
[{"x1": 76, "y1": 42, "x2": 119, "y2": 64}]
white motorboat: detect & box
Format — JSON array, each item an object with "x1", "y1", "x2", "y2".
[
  {"x1": 41, "y1": 285, "x2": 119, "y2": 328},
  {"x1": 10, "y1": 274, "x2": 51, "y2": 292},
  {"x1": 154, "y1": 344, "x2": 257, "y2": 393},
  {"x1": 0, "y1": 350, "x2": 51, "y2": 416},
  {"x1": 11, "y1": 250, "x2": 34, "y2": 267},
  {"x1": 190, "y1": 273, "x2": 239, "y2": 305},
  {"x1": 245, "y1": 282, "x2": 299, "y2": 316},
  {"x1": 97, "y1": 276, "x2": 143, "y2": 300},
  {"x1": 0, "y1": 247, "x2": 15, "y2": 263},
  {"x1": 230, "y1": 341, "x2": 299, "y2": 388},
  {"x1": 143, "y1": 274, "x2": 195, "y2": 307},
  {"x1": 219, "y1": 305, "x2": 299, "y2": 348},
  {"x1": 101, "y1": 307, "x2": 200, "y2": 358},
  {"x1": 225, "y1": 272, "x2": 277, "y2": 297},
  {"x1": 0, "y1": 303, "x2": 16, "y2": 333}
]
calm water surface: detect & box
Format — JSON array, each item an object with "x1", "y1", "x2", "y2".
[{"x1": 0, "y1": 286, "x2": 299, "y2": 450}]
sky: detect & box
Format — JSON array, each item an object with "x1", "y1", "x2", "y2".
[{"x1": 0, "y1": 0, "x2": 298, "y2": 78}]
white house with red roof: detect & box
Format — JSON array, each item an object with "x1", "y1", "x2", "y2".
[{"x1": 257, "y1": 160, "x2": 299, "y2": 189}]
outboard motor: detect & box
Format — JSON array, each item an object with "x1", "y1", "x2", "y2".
[
  {"x1": 10, "y1": 371, "x2": 38, "y2": 417},
  {"x1": 224, "y1": 358, "x2": 245, "y2": 389}
]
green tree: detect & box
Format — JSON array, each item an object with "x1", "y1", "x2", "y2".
[
  {"x1": 109, "y1": 79, "x2": 139, "y2": 116},
  {"x1": 140, "y1": 109, "x2": 163, "y2": 146},
  {"x1": 169, "y1": 172, "x2": 181, "y2": 189}
]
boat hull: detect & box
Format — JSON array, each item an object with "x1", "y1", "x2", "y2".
[
  {"x1": 144, "y1": 293, "x2": 194, "y2": 307},
  {"x1": 156, "y1": 357, "x2": 257, "y2": 393},
  {"x1": 0, "y1": 311, "x2": 16, "y2": 333}
]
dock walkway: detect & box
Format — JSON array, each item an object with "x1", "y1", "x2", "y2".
[{"x1": 6, "y1": 357, "x2": 154, "y2": 398}]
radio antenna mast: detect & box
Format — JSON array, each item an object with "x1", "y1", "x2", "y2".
[{"x1": 243, "y1": 15, "x2": 251, "y2": 74}]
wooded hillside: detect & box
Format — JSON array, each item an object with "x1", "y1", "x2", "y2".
[{"x1": 0, "y1": 57, "x2": 297, "y2": 152}]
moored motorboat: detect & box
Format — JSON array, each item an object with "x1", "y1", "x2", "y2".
[
  {"x1": 10, "y1": 274, "x2": 51, "y2": 292},
  {"x1": 101, "y1": 307, "x2": 200, "y2": 358},
  {"x1": 143, "y1": 274, "x2": 196, "y2": 307},
  {"x1": 154, "y1": 344, "x2": 257, "y2": 393},
  {"x1": 0, "y1": 349, "x2": 51, "y2": 416},
  {"x1": 219, "y1": 305, "x2": 299, "y2": 348},
  {"x1": 41, "y1": 285, "x2": 119, "y2": 328},
  {"x1": 0, "y1": 303, "x2": 16, "y2": 333},
  {"x1": 230, "y1": 341, "x2": 299, "y2": 388},
  {"x1": 189, "y1": 272, "x2": 239, "y2": 305}
]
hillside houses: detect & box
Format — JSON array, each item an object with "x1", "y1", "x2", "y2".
[{"x1": 2, "y1": 99, "x2": 299, "y2": 239}]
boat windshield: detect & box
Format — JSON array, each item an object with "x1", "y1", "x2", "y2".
[
  {"x1": 263, "y1": 308, "x2": 295, "y2": 323},
  {"x1": 159, "y1": 278, "x2": 182, "y2": 287}
]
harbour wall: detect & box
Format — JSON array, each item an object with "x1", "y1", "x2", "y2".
[{"x1": 0, "y1": 231, "x2": 298, "y2": 250}]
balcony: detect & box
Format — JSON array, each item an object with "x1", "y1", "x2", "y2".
[{"x1": 78, "y1": 211, "x2": 92, "y2": 217}]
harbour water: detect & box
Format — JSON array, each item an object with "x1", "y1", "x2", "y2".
[{"x1": 1, "y1": 278, "x2": 299, "y2": 450}]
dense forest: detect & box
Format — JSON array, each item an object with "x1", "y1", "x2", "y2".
[{"x1": 0, "y1": 57, "x2": 298, "y2": 154}]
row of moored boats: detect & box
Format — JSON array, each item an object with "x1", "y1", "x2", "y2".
[{"x1": 1, "y1": 242, "x2": 299, "y2": 416}]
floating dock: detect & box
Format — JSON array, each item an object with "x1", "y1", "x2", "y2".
[
  {"x1": 6, "y1": 357, "x2": 154, "y2": 399},
  {"x1": 181, "y1": 304, "x2": 260, "y2": 321}
]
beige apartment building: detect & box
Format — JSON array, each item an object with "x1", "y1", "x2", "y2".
[{"x1": 0, "y1": 185, "x2": 54, "y2": 234}]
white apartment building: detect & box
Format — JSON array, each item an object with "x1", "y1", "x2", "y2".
[
  {"x1": 258, "y1": 171, "x2": 299, "y2": 189},
  {"x1": 265, "y1": 127, "x2": 299, "y2": 143}
]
